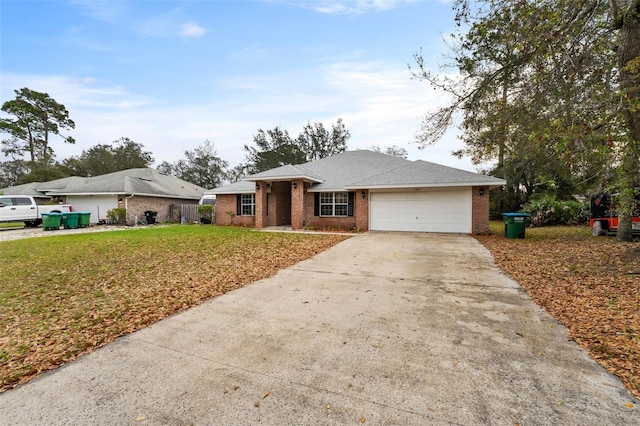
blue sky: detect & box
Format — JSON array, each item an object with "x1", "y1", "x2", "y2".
[{"x1": 1, "y1": 0, "x2": 475, "y2": 172}]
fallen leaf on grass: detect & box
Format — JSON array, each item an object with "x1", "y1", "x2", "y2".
[{"x1": 1, "y1": 229, "x2": 349, "y2": 393}]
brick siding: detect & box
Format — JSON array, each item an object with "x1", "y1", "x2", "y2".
[
  {"x1": 214, "y1": 194, "x2": 255, "y2": 227},
  {"x1": 303, "y1": 190, "x2": 362, "y2": 231},
  {"x1": 471, "y1": 186, "x2": 490, "y2": 235},
  {"x1": 125, "y1": 196, "x2": 198, "y2": 225}
]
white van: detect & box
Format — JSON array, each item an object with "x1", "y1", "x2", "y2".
[{"x1": 199, "y1": 194, "x2": 216, "y2": 206}]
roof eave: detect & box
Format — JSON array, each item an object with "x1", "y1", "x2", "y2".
[
  {"x1": 50, "y1": 192, "x2": 201, "y2": 199},
  {"x1": 48, "y1": 192, "x2": 124, "y2": 196},
  {"x1": 209, "y1": 189, "x2": 255, "y2": 195},
  {"x1": 344, "y1": 181, "x2": 506, "y2": 190},
  {"x1": 244, "y1": 175, "x2": 323, "y2": 184}
]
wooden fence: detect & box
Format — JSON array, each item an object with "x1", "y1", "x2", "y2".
[{"x1": 169, "y1": 204, "x2": 214, "y2": 224}]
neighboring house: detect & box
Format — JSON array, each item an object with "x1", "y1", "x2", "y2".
[
  {"x1": 1, "y1": 168, "x2": 206, "y2": 225},
  {"x1": 0, "y1": 181, "x2": 54, "y2": 202},
  {"x1": 207, "y1": 150, "x2": 506, "y2": 234}
]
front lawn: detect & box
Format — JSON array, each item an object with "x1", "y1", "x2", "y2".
[
  {"x1": 476, "y1": 222, "x2": 640, "y2": 399},
  {"x1": 0, "y1": 225, "x2": 349, "y2": 392}
]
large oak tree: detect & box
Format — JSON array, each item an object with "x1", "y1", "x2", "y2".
[{"x1": 413, "y1": 0, "x2": 640, "y2": 241}]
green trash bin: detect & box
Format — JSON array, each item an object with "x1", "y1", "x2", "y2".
[
  {"x1": 62, "y1": 212, "x2": 80, "y2": 229},
  {"x1": 77, "y1": 211, "x2": 91, "y2": 228},
  {"x1": 41, "y1": 212, "x2": 62, "y2": 231},
  {"x1": 502, "y1": 212, "x2": 530, "y2": 239}
]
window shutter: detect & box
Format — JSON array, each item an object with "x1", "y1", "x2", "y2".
[
  {"x1": 348, "y1": 192, "x2": 354, "y2": 216},
  {"x1": 236, "y1": 195, "x2": 241, "y2": 216},
  {"x1": 314, "y1": 193, "x2": 320, "y2": 216}
]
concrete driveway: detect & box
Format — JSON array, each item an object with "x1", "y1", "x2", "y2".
[{"x1": 1, "y1": 232, "x2": 637, "y2": 425}]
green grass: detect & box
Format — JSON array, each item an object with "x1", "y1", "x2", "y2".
[
  {"x1": 488, "y1": 220, "x2": 592, "y2": 241},
  {"x1": 0, "y1": 222, "x2": 24, "y2": 229},
  {"x1": 0, "y1": 225, "x2": 349, "y2": 391}
]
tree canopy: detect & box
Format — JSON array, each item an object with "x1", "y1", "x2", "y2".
[
  {"x1": 158, "y1": 140, "x2": 228, "y2": 189},
  {"x1": 63, "y1": 137, "x2": 154, "y2": 177},
  {"x1": 243, "y1": 127, "x2": 306, "y2": 175},
  {"x1": 370, "y1": 145, "x2": 409, "y2": 159},
  {"x1": 241, "y1": 119, "x2": 351, "y2": 175},
  {"x1": 0, "y1": 88, "x2": 75, "y2": 164},
  {"x1": 412, "y1": 0, "x2": 640, "y2": 240},
  {"x1": 296, "y1": 118, "x2": 350, "y2": 161}
]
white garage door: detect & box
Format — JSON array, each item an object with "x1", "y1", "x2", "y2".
[
  {"x1": 66, "y1": 195, "x2": 118, "y2": 224},
  {"x1": 370, "y1": 189, "x2": 472, "y2": 233}
]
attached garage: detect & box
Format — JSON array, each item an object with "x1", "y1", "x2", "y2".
[
  {"x1": 66, "y1": 195, "x2": 118, "y2": 224},
  {"x1": 369, "y1": 188, "x2": 472, "y2": 233}
]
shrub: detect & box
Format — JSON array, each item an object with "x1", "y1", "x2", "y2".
[
  {"x1": 524, "y1": 195, "x2": 589, "y2": 227},
  {"x1": 198, "y1": 204, "x2": 214, "y2": 224},
  {"x1": 106, "y1": 208, "x2": 127, "y2": 225}
]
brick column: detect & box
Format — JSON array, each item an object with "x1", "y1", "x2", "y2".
[
  {"x1": 471, "y1": 186, "x2": 489, "y2": 234},
  {"x1": 291, "y1": 180, "x2": 304, "y2": 230},
  {"x1": 255, "y1": 181, "x2": 268, "y2": 228},
  {"x1": 355, "y1": 189, "x2": 369, "y2": 231}
]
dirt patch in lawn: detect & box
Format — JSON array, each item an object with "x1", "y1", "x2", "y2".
[
  {"x1": 0, "y1": 227, "x2": 349, "y2": 393},
  {"x1": 476, "y1": 229, "x2": 640, "y2": 399}
]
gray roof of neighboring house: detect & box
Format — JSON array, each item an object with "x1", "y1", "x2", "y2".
[
  {"x1": 2, "y1": 169, "x2": 206, "y2": 200},
  {"x1": 36, "y1": 176, "x2": 86, "y2": 192},
  {"x1": 208, "y1": 150, "x2": 506, "y2": 194},
  {"x1": 0, "y1": 182, "x2": 51, "y2": 198}
]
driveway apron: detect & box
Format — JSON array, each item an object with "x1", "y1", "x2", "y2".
[{"x1": 1, "y1": 232, "x2": 638, "y2": 425}]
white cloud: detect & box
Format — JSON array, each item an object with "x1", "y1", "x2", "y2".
[
  {"x1": 69, "y1": 0, "x2": 130, "y2": 24},
  {"x1": 133, "y1": 8, "x2": 207, "y2": 39},
  {"x1": 1, "y1": 61, "x2": 476, "y2": 173},
  {"x1": 268, "y1": 0, "x2": 424, "y2": 15},
  {"x1": 180, "y1": 22, "x2": 207, "y2": 38}
]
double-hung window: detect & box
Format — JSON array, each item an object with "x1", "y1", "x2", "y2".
[
  {"x1": 320, "y1": 192, "x2": 348, "y2": 217},
  {"x1": 240, "y1": 194, "x2": 255, "y2": 216}
]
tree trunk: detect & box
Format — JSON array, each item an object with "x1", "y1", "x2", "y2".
[{"x1": 616, "y1": 0, "x2": 640, "y2": 242}]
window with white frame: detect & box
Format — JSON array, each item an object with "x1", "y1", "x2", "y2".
[
  {"x1": 320, "y1": 192, "x2": 348, "y2": 216},
  {"x1": 241, "y1": 194, "x2": 255, "y2": 216}
]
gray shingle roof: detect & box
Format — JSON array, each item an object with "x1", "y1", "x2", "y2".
[
  {"x1": 245, "y1": 164, "x2": 323, "y2": 183},
  {"x1": 0, "y1": 182, "x2": 51, "y2": 198},
  {"x1": 209, "y1": 150, "x2": 506, "y2": 194},
  {"x1": 346, "y1": 160, "x2": 506, "y2": 189},
  {"x1": 56, "y1": 168, "x2": 205, "y2": 199},
  {"x1": 6, "y1": 168, "x2": 207, "y2": 200},
  {"x1": 205, "y1": 180, "x2": 255, "y2": 195},
  {"x1": 300, "y1": 150, "x2": 411, "y2": 191}
]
